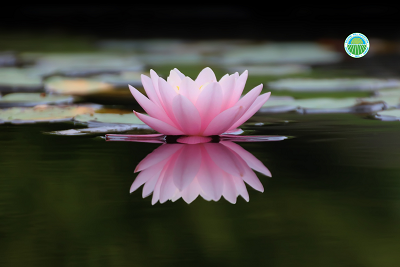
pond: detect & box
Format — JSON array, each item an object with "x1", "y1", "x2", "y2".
[{"x1": 1, "y1": 35, "x2": 400, "y2": 266}]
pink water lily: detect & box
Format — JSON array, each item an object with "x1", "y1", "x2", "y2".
[
  {"x1": 129, "y1": 67, "x2": 271, "y2": 136},
  {"x1": 130, "y1": 141, "x2": 271, "y2": 204}
]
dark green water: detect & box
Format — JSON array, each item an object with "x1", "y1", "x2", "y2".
[{"x1": 2, "y1": 113, "x2": 400, "y2": 267}]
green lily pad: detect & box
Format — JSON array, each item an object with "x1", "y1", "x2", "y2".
[
  {"x1": 0, "y1": 105, "x2": 96, "y2": 124},
  {"x1": 227, "y1": 64, "x2": 311, "y2": 76},
  {"x1": 375, "y1": 109, "x2": 400, "y2": 121},
  {"x1": 74, "y1": 113, "x2": 144, "y2": 125},
  {"x1": 260, "y1": 96, "x2": 399, "y2": 114},
  {"x1": 45, "y1": 77, "x2": 115, "y2": 96},
  {"x1": 268, "y1": 78, "x2": 400, "y2": 92},
  {"x1": 47, "y1": 112, "x2": 151, "y2": 135},
  {"x1": 138, "y1": 53, "x2": 202, "y2": 65},
  {"x1": 222, "y1": 42, "x2": 342, "y2": 65},
  {"x1": 47, "y1": 124, "x2": 152, "y2": 136},
  {"x1": 0, "y1": 68, "x2": 43, "y2": 92},
  {"x1": 0, "y1": 93, "x2": 74, "y2": 107},
  {"x1": 374, "y1": 87, "x2": 400, "y2": 97},
  {"x1": 93, "y1": 71, "x2": 142, "y2": 87},
  {"x1": 23, "y1": 52, "x2": 144, "y2": 77}
]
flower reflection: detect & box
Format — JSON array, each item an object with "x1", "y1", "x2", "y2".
[{"x1": 130, "y1": 140, "x2": 271, "y2": 204}]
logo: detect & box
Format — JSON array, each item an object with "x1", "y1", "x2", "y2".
[{"x1": 344, "y1": 33, "x2": 369, "y2": 58}]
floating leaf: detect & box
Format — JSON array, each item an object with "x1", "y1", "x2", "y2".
[
  {"x1": 47, "y1": 112, "x2": 151, "y2": 135},
  {"x1": 23, "y1": 52, "x2": 144, "y2": 77},
  {"x1": 374, "y1": 87, "x2": 400, "y2": 97},
  {"x1": 226, "y1": 64, "x2": 310, "y2": 76},
  {"x1": 375, "y1": 109, "x2": 400, "y2": 121},
  {"x1": 0, "y1": 93, "x2": 74, "y2": 107},
  {"x1": 222, "y1": 42, "x2": 342, "y2": 65},
  {"x1": 0, "y1": 68, "x2": 43, "y2": 92},
  {"x1": 260, "y1": 96, "x2": 400, "y2": 114},
  {"x1": 0, "y1": 51, "x2": 22, "y2": 67},
  {"x1": 48, "y1": 124, "x2": 151, "y2": 136},
  {"x1": 45, "y1": 77, "x2": 114, "y2": 95},
  {"x1": 73, "y1": 113, "x2": 145, "y2": 125},
  {"x1": 267, "y1": 78, "x2": 400, "y2": 92},
  {"x1": 93, "y1": 71, "x2": 142, "y2": 87},
  {"x1": 0, "y1": 105, "x2": 95, "y2": 124}
]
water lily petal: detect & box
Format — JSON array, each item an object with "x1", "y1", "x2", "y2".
[
  {"x1": 181, "y1": 178, "x2": 201, "y2": 204},
  {"x1": 159, "y1": 152, "x2": 181, "y2": 203},
  {"x1": 228, "y1": 70, "x2": 248, "y2": 106},
  {"x1": 219, "y1": 73, "x2": 229, "y2": 82},
  {"x1": 195, "y1": 82, "x2": 223, "y2": 129},
  {"x1": 150, "y1": 69, "x2": 162, "y2": 99},
  {"x1": 202, "y1": 105, "x2": 245, "y2": 136},
  {"x1": 172, "y1": 94, "x2": 202, "y2": 135},
  {"x1": 203, "y1": 143, "x2": 247, "y2": 178},
  {"x1": 173, "y1": 144, "x2": 202, "y2": 191},
  {"x1": 173, "y1": 68, "x2": 185, "y2": 79},
  {"x1": 167, "y1": 69, "x2": 182, "y2": 90},
  {"x1": 135, "y1": 144, "x2": 184, "y2": 172},
  {"x1": 179, "y1": 76, "x2": 199, "y2": 103},
  {"x1": 158, "y1": 77, "x2": 181, "y2": 127},
  {"x1": 134, "y1": 111, "x2": 184, "y2": 135},
  {"x1": 129, "y1": 85, "x2": 176, "y2": 127},
  {"x1": 221, "y1": 141, "x2": 272, "y2": 177},
  {"x1": 219, "y1": 74, "x2": 236, "y2": 110},
  {"x1": 141, "y1": 74, "x2": 162, "y2": 107},
  {"x1": 195, "y1": 67, "x2": 217, "y2": 87},
  {"x1": 242, "y1": 167, "x2": 264, "y2": 192},
  {"x1": 228, "y1": 92, "x2": 271, "y2": 130},
  {"x1": 197, "y1": 147, "x2": 224, "y2": 201},
  {"x1": 232, "y1": 175, "x2": 249, "y2": 202},
  {"x1": 130, "y1": 157, "x2": 168, "y2": 192},
  {"x1": 235, "y1": 84, "x2": 263, "y2": 112},
  {"x1": 222, "y1": 173, "x2": 237, "y2": 204}
]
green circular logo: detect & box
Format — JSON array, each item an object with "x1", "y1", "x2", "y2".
[{"x1": 344, "y1": 33, "x2": 369, "y2": 58}]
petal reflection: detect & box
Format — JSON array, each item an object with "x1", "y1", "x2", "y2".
[{"x1": 131, "y1": 141, "x2": 271, "y2": 204}]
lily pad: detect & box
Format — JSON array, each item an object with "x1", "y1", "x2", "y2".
[
  {"x1": 93, "y1": 71, "x2": 142, "y2": 87},
  {"x1": 23, "y1": 52, "x2": 144, "y2": 77},
  {"x1": 0, "y1": 105, "x2": 96, "y2": 124},
  {"x1": 222, "y1": 42, "x2": 342, "y2": 65},
  {"x1": 45, "y1": 77, "x2": 115, "y2": 95},
  {"x1": 375, "y1": 109, "x2": 400, "y2": 121},
  {"x1": 260, "y1": 96, "x2": 400, "y2": 114},
  {"x1": 73, "y1": 113, "x2": 144, "y2": 125},
  {"x1": 0, "y1": 51, "x2": 23, "y2": 67},
  {"x1": 226, "y1": 64, "x2": 311, "y2": 76},
  {"x1": 0, "y1": 93, "x2": 74, "y2": 107},
  {"x1": 47, "y1": 124, "x2": 151, "y2": 136},
  {"x1": 47, "y1": 113, "x2": 151, "y2": 135},
  {"x1": 374, "y1": 87, "x2": 400, "y2": 97},
  {"x1": 138, "y1": 53, "x2": 203, "y2": 65},
  {"x1": 267, "y1": 78, "x2": 400, "y2": 92},
  {"x1": 0, "y1": 68, "x2": 43, "y2": 92}
]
